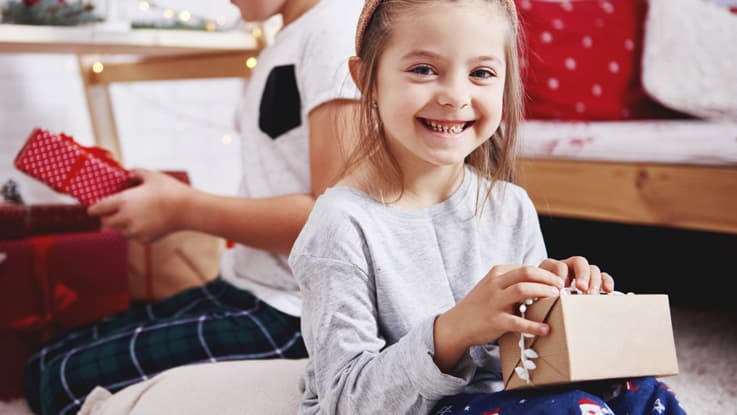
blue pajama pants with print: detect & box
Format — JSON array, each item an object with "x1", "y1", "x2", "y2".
[{"x1": 431, "y1": 376, "x2": 686, "y2": 415}]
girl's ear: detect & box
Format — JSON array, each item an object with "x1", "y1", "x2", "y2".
[{"x1": 348, "y1": 56, "x2": 364, "y2": 93}]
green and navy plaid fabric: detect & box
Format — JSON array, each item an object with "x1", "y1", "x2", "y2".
[{"x1": 24, "y1": 278, "x2": 306, "y2": 415}]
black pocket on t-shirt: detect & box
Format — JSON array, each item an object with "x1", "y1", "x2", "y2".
[{"x1": 259, "y1": 64, "x2": 302, "y2": 139}]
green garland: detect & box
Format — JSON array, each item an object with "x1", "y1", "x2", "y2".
[{"x1": 1, "y1": 0, "x2": 102, "y2": 26}]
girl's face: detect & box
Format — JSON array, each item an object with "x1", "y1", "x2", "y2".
[{"x1": 374, "y1": 0, "x2": 508, "y2": 175}]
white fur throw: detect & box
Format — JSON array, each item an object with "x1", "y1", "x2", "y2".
[{"x1": 642, "y1": 0, "x2": 737, "y2": 121}]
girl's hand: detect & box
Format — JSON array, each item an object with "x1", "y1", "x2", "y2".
[
  {"x1": 539, "y1": 256, "x2": 614, "y2": 294},
  {"x1": 87, "y1": 169, "x2": 192, "y2": 243},
  {"x1": 433, "y1": 264, "x2": 564, "y2": 372}
]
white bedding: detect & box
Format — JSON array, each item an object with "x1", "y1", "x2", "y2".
[{"x1": 518, "y1": 120, "x2": 737, "y2": 166}]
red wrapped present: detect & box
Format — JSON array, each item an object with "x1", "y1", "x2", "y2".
[
  {"x1": 0, "y1": 230, "x2": 129, "y2": 399},
  {"x1": 14, "y1": 128, "x2": 134, "y2": 206},
  {"x1": 0, "y1": 334, "x2": 36, "y2": 400},
  {"x1": 27, "y1": 204, "x2": 101, "y2": 236},
  {"x1": 0, "y1": 203, "x2": 26, "y2": 240},
  {"x1": 0, "y1": 203, "x2": 101, "y2": 240}
]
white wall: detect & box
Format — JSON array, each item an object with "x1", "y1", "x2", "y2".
[{"x1": 0, "y1": 0, "x2": 246, "y2": 203}]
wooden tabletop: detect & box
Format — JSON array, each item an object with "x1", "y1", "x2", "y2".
[{"x1": 0, "y1": 23, "x2": 259, "y2": 56}]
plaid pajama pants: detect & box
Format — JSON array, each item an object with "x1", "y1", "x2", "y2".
[
  {"x1": 24, "y1": 278, "x2": 307, "y2": 415},
  {"x1": 431, "y1": 376, "x2": 687, "y2": 415}
]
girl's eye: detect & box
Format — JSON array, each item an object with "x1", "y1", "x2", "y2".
[
  {"x1": 471, "y1": 69, "x2": 496, "y2": 79},
  {"x1": 409, "y1": 65, "x2": 436, "y2": 76}
]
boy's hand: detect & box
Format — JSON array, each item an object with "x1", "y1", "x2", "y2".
[
  {"x1": 539, "y1": 256, "x2": 614, "y2": 294},
  {"x1": 88, "y1": 169, "x2": 192, "y2": 243}
]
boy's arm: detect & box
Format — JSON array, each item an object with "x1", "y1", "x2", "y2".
[
  {"x1": 90, "y1": 99, "x2": 360, "y2": 255},
  {"x1": 185, "y1": 99, "x2": 360, "y2": 255},
  {"x1": 309, "y1": 99, "x2": 359, "y2": 197}
]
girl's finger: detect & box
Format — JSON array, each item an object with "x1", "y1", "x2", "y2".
[
  {"x1": 506, "y1": 314, "x2": 551, "y2": 337},
  {"x1": 601, "y1": 272, "x2": 615, "y2": 293},
  {"x1": 496, "y1": 266, "x2": 565, "y2": 290},
  {"x1": 506, "y1": 281, "x2": 561, "y2": 305},
  {"x1": 588, "y1": 264, "x2": 602, "y2": 294},
  {"x1": 487, "y1": 264, "x2": 524, "y2": 279},
  {"x1": 538, "y1": 258, "x2": 567, "y2": 282},
  {"x1": 563, "y1": 256, "x2": 590, "y2": 292}
]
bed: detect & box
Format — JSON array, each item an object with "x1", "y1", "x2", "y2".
[
  {"x1": 516, "y1": 120, "x2": 737, "y2": 235},
  {"x1": 513, "y1": 0, "x2": 737, "y2": 236}
]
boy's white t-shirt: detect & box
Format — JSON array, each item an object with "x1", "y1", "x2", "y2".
[{"x1": 219, "y1": 0, "x2": 362, "y2": 317}]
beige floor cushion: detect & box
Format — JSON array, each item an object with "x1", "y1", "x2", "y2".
[{"x1": 78, "y1": 359, "x2": 308, "y2": 415}]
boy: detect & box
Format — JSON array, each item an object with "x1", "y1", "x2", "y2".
[{"x1": 24, "y1": 1, "x2": 363, "y2": 413}]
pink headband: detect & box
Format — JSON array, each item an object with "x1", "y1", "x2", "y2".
[
  {"x1": 355, "y1": 0, "x2": 382, "y2": 55},
  {"x1": 355, "y1": 0, "x2": 518, "y2": 55}
]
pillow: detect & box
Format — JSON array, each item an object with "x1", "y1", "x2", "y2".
[
  {"x1": 641, "y1": 0, "x2": 737, "y2": 121},
  {"x1": 516, "y1": 0, "x2": 685, "y2": 120},
  {"x1": 78, "y1": 359, "x2": 308, "y2": 415}
]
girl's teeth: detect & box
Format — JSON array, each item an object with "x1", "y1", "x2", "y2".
[{"x1": 426, "y1": 120, "x2": 465, "y2": 134}]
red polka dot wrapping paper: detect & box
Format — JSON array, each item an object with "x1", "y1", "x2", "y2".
[{"x1": 13, "y1": 128, "x2": 134, "y2": 206}]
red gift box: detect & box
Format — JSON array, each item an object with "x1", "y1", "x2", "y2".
[
  {"x1": 27, "y1": 204, "x2": 101, "y2": 236},
  {"x1": 0, "y1": 335, "x2": 37, "y2": 401},
  {"x1": 0, "y1": 203, "x2": 26, "y2": 240},
  {"x1": 0, "y1": 230, "x2": 129, "y2": 399},
  {"x1": 0, "y1": 203, "x2": 101, "y2": 240},
  {"x1": 14, "y1": 128, "x2": 134, "y2": 206}
]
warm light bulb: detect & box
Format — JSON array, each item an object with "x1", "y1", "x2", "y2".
[
  {"x1": 205, "y1": 22, "x2": 217, "y2": 32},
  {"x1": 138, "y1": 1, "x2": 150, "y2": 11},
  {"x1": 216, "y1": 17, "x2": 226, "y2": 26},
  {"x1": 222, "y1": 134, "x2": 233, "y2": 145},
  {"x1": 246, "y1": 57, "x2": 257, "y2": 69},
  {"x1": 91, "y1": 61, "x2": 104, "y2": 74},
  {"x1": 178, "y1": 10, "x2": 191, "y2": 22},
  {"x1": 163, "y1": 9, "x2": 175, "y2": 19}
]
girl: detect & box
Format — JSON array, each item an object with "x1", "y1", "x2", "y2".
[{"x1": 288, "y1": 0, "x2": 687, "y2": 414}]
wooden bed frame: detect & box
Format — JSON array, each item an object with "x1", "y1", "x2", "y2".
[{"x1": 517, "y1": 158, "x2": 737, "y2": 235}]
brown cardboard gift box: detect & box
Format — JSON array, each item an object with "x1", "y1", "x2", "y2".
[
  {"x1": 128, "y1": 231, "x2": 224, "y2": 302},
  {"x1": 121, "y1": 171, "x2": 224, "y2": 302},
  {"x1": 499, "y1": 294, "x2": 679, "y2": 390}
]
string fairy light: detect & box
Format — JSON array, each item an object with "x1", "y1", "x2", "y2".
[
  {"x1": 91, "y1": 61, "x2": 104, "y2": 74},
  {"x1": 245, "y1": 57, "x2": 258, "y2": 70},
  {"x1": 115, "y1": 84, "x2": 240, "y2": 146}
]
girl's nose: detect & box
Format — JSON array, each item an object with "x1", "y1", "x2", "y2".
[{"x1": 437, "y1": 76, "x2": 471, "y2": 109}]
